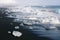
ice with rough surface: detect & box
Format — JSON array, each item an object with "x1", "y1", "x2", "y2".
[{"x1": 12, "y1": 31, "x2": 22, "y2": 37}]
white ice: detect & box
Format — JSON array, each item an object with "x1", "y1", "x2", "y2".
[{"x1": 12, "y1": 31, "x2": 22, "y2": 37}]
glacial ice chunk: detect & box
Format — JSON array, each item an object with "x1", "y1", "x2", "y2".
[
  {"x1": 12, "y1": 31, "x2": 22, "y2": 37},
  {"x1": 14, "y1": 26, "x2": 19, "y2": 29}
]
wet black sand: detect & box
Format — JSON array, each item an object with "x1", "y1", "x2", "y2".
[{"x1": 0, "y1": 17, "x2": 53, "y2": 40}]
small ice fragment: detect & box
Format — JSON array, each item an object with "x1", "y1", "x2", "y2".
[
  {"x1": 20, "y1": 23, "x2": 24, "y2": 26},
  {"x1": 8, "y1": 31, "x2": 11, "y2": 34},
  {"x1": 14, "y1": 26, "x2": 19, "y2": 29},
  {"x1": 5, "y1": 13, "x2": 8, "y2": 14},
  {"x1": 12, "y1": 31, "x2": 22, "y2": 37},
  {"x1": 49, "y1": 26, "x2": 56, "y2": 29}
]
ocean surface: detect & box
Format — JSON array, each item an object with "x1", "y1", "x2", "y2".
[{"x1": 0, "y1": 6, "x2": 60, "y2": 40}]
